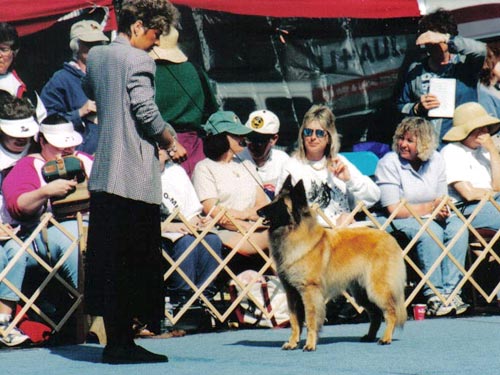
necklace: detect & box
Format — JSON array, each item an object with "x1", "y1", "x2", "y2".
[{"x1": 308, "y1": 158, "x2": 327, "y2": 171}]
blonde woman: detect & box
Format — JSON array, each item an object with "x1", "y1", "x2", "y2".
[
  {"x1": 375, "y1": 116, "x2": 469, "y2": 316},
  {"x1": 276, "y1": 104, "x2": 380, "y2": 227}
]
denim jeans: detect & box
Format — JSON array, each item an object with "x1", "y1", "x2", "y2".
[
  {"x1": 387, "y1": 215, "x2": 469, "y2": 297},
  {"x1": 0, "y1": 220, "x2": 81, "y2": 302},
  {"x1": 164, "y1": 233, "x2": 222, "y2": 298},
  {"x1": 462, "y1": 195, "x2": 500, "y2": 231}
]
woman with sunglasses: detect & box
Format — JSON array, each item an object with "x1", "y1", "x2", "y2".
[{"x1": 276, "y1": 104, "x2": 380, "y2": 227}]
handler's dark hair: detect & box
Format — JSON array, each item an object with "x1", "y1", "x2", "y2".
[
  {"x1": 118, "y1": 0, "x2": 179, "y2": 37},
  {"x1": 417, "y1": 8, "x2": 458, "y2": 36}
]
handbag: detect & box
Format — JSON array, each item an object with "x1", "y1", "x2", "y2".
[
  {"x1": 41, "y1": 156, "x2": 90, "y2": 219},
  {"x1": 229, "y1": 270, "x2": 290, "y2": 328}
]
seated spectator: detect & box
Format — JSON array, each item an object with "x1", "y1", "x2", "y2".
[
  {"x1": 397, "y1": 9, "x2": 486, "y2": 145},
  {"x1": 41, "y1": 20, "x2": 109, "y2": 154},
  {"x1": 0, "y1": 92, "x2": 39, "y2": 172},
  {"x1": 159, "y1": 148, "x2": 222, "y2": 307},
  {"x1": 0, "y1": 114, "x2": 92, "y2": 346},
  {"x1": 238, "y1": 109, "x2": 290, "y2": 199},
  {"x1": 0, "y1": 22, "x2": 24, "y2": 98},
  {"x1": 441, "y1": 102, "x2": 500, "y2": 232},
  {"x1": 0, "y1": 93, "x2": 40, "y2": 347},
  {"x1": 192, "y1": 111, "x2": 270, "y2": 260},
  {"x1": 276, "y1": 104, "x2": 380, "y2": 227},
  {"x1": 477, "y1": 43, "x2": 500, "y2": 150},
  {"x1": 0, "y1": 22, "x2": 46, "y2": 121},
  {"x1": 375, "y1": 116, "x2": 469, "y2": 316}
]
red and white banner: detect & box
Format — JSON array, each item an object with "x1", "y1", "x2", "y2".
[{"x1": 0, "y1": 1, "x2": 116, "y2": 36}]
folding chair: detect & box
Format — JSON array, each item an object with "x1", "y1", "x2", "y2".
[
  {"x1": 0, "y1": 213, "x2": 84, "y2": 343},
  {"x1": 340, "y1": 151, "x2": 379, "y2": 177},
  {"x1": 466, "y1": 228, "x2": 500, "y2": 308},
  {"x1": 161, "y1": 207, "x2": 278, "y2": 329}
]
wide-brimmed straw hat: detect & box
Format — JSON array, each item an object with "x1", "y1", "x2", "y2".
[
  {"x1": 149, "y1": 26, "x2": 187, "y2": 63},
  {"x1": 443, "y1": 102, "x2": 500, "y2": 142}
]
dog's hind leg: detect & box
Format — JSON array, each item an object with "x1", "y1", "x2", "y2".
[
  {"x1": 350, "y1": 284, "x2": 382, "y2": 343},
  {"x1": 301, "y1": 284, "x2": 325, "y2": 352},
  {"x1": 378, "y1": 295, "x2": 399, "y2": 345},
  {"x1": 361, "y1": 303, "x2": 383, "y2": 343},
  {"x1": 369, "y1": 288, "x2": 401, "y2": 345},
  {"x1": 282, "y1": 285, "x2": 304, "y2": 350}
]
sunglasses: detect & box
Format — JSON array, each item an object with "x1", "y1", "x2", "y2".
[
  {"x1": 303, "y1": 128, "x2": 327, "y2": 138},
  {"x1": 245, "y1": 136, "x2": 272, "y2": 145}
]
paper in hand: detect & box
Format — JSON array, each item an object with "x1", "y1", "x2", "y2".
[{"x1": 428, "y1": 78, "x2": 456, "y2": 118}]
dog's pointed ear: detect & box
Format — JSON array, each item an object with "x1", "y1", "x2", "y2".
[
  {"x1": 291, "y1": 180, "x2": 308, "y2": 209},
  {"x1": 278, "y1": 174, "x2": 293, "y2": 195}
]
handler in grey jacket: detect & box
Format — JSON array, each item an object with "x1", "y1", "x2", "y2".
[{"x1": 82, "y1": 0, "x2": 186, "y2": 364}]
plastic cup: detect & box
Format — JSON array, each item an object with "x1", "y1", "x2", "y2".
[{"x1": 412, "y1": 304, "x2": 426, "y2": 320}]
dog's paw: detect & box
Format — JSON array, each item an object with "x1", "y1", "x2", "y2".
[
  {"x1": 302, "y1": 343, "x2": 316, "y2": 352},
  {"x1": 282, "y1": 342, "x2": 299, "y2": 350},
  {"x1": 360, "y1": 334, "x2": 377, "y2": 343},
  {"x1": 377, "y1": 339, "x2": 392, "y2": 345}
]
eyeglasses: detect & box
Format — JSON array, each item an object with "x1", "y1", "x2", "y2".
[
  {"x1": 0, "y1": 46, "x2": 13, "y2": 56},
  {"x1": 245, "y1": 137, "x2": 272, "y2": 146},
  {"x1": 302, "y1": 128, "x2": 327, "y2": 138}
]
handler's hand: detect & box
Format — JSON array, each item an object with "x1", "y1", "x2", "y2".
[
  {"x1": 416, "y1": 30, "x2": 449, "y2": 46},
  {"x1": 171, "y1": 142, "x2": 187, "y2": 164}
]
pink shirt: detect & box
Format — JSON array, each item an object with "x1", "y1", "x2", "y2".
[{"x1": 2, "y1": 151, "x2": 93, "y2": 221}]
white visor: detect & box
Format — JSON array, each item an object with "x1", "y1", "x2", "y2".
[
  {"x1": 37, "y1": 122, "x2": 82, "y2": 148},
  {"x1": 0, "y1": 117, "x2": 40, "y2": 138}
]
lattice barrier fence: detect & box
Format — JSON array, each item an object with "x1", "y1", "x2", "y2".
[
  {"x1": 0, "y1": 213, "x2": 85, "y2": 341},
  {"x1": 161, "y1": 195, "x2": 499, "y2": 324},
  {"x1": 1, "y1": 196, "x2": 498, "y2": 341}
]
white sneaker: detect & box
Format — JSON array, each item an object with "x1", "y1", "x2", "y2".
[
  {"x1": 0, "y1": 322, "x2": 30, "y2": 347},
  {"x1": 450, "y1": 294, "x2": 470, "y2": 315},
  {"x1": 426, "y1": 296, "x2": 453, "y2": 317}
]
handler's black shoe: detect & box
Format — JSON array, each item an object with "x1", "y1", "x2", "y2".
[{"x1": 102, "y1": 344, "x2": 168, "y2": 364}]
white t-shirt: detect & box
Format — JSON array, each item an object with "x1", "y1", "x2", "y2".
[
  {"x1": 160, "y1": 162, "x2": 204, "y2": 242},
  {"x1": 0, "y1": 72, "x2": 23, "y2": 97},
  {"x1": 161, "y1": 162, "x2": 202, "y2": 220},
  {"x1": 276, "y1": 155, "x2": 381, "y2": 227},
  {"x1": 441, "y1": 142, "x2": 493, "y2": 202},
  {"x1": 0, "y1": 142, "x2": 29, "y2": 171},
  {"x1": 192, "y1": 157, "x2": 260, "y2": 212},
  {"x1": 238, "y1": 148, "x2": 290, "y2": 197}
]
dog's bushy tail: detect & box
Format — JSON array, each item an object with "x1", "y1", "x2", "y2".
[
  {"x1": 394, "y1": 261, "x2": 408, "y2": 327},
  {"x1": 395, "y1": 295, "x2": 408, "y2": 327}
]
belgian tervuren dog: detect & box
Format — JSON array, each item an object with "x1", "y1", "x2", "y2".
[{"x1": 257, "y1": 176, "x2": 407, "y2": 351}]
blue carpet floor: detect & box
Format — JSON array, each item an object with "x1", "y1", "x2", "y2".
[{"x1": 1, "y1": 314, "x2": 500, "y2": 375}]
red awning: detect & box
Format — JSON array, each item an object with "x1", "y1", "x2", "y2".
[
  {"x1": 0, "y1": 1, "x2": 116, "y2": 36},
  {"x1": 170, "y1": 0, "x2": 421, "y2": 19}
]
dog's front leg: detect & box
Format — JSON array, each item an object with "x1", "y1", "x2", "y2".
[
  {"x1": 302, "y1": 284, "x2": 325, "y2": 351},
  {"x1": 282, "y1": 286, "x2": 303, "y2": 350}
]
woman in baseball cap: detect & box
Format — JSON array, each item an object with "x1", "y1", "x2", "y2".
[{"x1": 192, "y1": 111, "x2": 270, "y2": 263}]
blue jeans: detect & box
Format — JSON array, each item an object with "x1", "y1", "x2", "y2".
[
  {"x1": 387, "y1": 215, "x2": 469, "y2": 297},
  {"x1": 462, "y1": 195, "x2": 500, "y2": 231},
  {"x1": 0, "y1": 220, "x2": 81, "y2": 302},
  {"x1": 164, "y1": 233, "x2": 222, "y2": 298}
]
